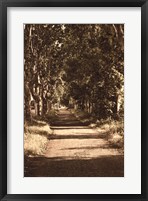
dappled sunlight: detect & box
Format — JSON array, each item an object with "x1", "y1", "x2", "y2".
[
  {"x1": 27, "y1": 124, "x2": 51, "y2": 136},
  {"x1": 24, "y1": 109, "x2": 124, "y2": 177},
  {"x1": 24, "y1": 24, "x2": 124, "y2": 177},
  {"x1": 46, "y1": 129, "x2": 123, "y2": 160}
]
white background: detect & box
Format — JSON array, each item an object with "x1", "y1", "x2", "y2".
[{"x1": 7, "y1": 7, "x2": 141, "y2": 194}]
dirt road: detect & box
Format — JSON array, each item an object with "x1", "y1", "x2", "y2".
[{"x1": 25, "y1": 109, "x2": 124, "y2": 177}]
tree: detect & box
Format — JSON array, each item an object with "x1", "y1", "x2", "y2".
[{"x1": 24, "y1": 24, "x2": 124, "y2": 121}]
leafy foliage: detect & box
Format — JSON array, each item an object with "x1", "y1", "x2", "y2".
[{"x1": 24, "y1": 24, "x2": 124, "y2": 120}]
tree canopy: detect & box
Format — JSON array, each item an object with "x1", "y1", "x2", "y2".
[{"x1": 24, "y1": 24, "x2": 124, "y2": 120}]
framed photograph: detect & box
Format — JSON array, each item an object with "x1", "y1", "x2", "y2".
[{"x1": 0, "y1": 0, "x2": 147, "y2": 200}]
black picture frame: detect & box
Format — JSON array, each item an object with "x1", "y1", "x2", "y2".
[{"x1": 0, "y1": 0, "x2": 147, "y2": 200}]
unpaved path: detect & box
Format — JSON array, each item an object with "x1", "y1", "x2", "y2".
[{"x1": 25, "y1": 109, "x2": 124, "y2": 177}]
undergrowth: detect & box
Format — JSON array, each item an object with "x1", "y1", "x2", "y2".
[
  {"x1": 24, "y1": 118, "x2": 53, "y2": 156},
  {"x1": 72, "y1": 109, "x2": 124, "y2": 149}
]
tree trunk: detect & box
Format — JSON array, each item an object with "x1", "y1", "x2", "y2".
[{"x1": 24, "y1": 83, "x2": 32, "y2": 121}]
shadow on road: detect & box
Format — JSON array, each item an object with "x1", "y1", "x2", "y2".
[
  {"x1": 24, "y1": 154, "x2": 124, "y2": 177},
  {"x1": 24, "y1": 109, "x2": 124, "y2": 177},
  {"x1": 48, "y1": 134, "x2": 105, "y2": 140}
]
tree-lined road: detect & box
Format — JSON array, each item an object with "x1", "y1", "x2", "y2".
[{"x1": 25, "y1": 109, "x2": 124, "y2": 177}]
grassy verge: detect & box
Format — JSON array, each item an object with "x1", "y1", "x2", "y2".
[
  {"x1": 96, "y1": 119, "x2": 124, "y2": 149},
  {"x1": 24, "y1": 118, "x2": 53, "y2": 156},
  {"x1": 72, "y1": 109, "x2": 124, "y2": 150}
]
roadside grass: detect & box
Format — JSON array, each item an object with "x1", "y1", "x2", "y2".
[
  {"x1": 24, "y1": 118, "x2": 53, "y2": 156},
  {"x1": 72, "y1": 109, "x2": 124, "y2": 150},
  {"x1": 97, "y1": 119, "x2": 124, "y2": 149}
]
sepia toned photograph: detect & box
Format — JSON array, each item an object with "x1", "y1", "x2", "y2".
[{"x1": 24, "y1": 24, "x2": 124, "y2": 177}]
